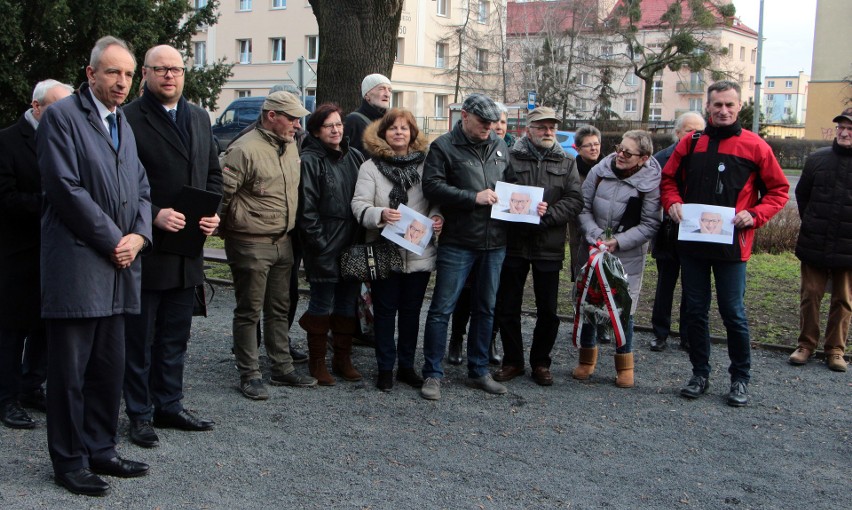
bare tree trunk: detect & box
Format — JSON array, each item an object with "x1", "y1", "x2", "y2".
[
  {"x1": 641, "y1": 75, "x2": 653, "y2": 124},
  {"x1": 309, "y1": 0, "x2": 403, "y2": 113},
  {"x1": 452, "y1": 5, "x2": 472, "y2": 103}
]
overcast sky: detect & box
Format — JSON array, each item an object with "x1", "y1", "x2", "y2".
[{"x1": 733, "y1": 0, "x2": 817, "y2": 77}]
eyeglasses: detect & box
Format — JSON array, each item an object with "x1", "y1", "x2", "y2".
[
  {"x1": 578, "y1": 142, "x2": 601, "y2": 150},
  {"x1": 321, "y1": 122, "x2": 343, "y2": 129},
  {"x1": 145, "y1": 66, "x2": 186, "y2": 77},
  {"x1": 273, "y1": 111, "x2": 300, "y2": 122},
  {"x1": 836, "y1": 125, "x2": 852, "y2": 133},
  {"x1": 614, "y1": 144, "x2": 641, "y2": 158},
  {"x1": 700, "y1": 218, "x2": 721, "y2": 224}
]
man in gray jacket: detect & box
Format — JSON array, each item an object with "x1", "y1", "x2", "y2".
[{"x1": 37, "y1": 36, "x2": 152, "y2": 496}]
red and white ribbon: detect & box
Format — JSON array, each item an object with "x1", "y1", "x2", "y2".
[{"x1": 572, "y1": 241, "x2": 627, "y2": 349}]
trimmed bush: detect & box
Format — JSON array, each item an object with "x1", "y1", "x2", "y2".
[{"x1": 753, "y1": 203, "x2": 800, "y2": 254}]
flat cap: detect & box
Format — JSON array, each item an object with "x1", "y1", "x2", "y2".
[
  {"x1": 462, "y1": 93, "x2": 501, "y2": 123},
  {"x1": 263, "y1": 91, "x2": 309, "y2": 117}
]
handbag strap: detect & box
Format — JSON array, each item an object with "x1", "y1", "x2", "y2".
[{"x1": 366, "y1": 245, "x2": 378, "y2": 280}]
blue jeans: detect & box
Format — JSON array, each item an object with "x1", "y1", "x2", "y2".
[
  {"x1": 307, "y1": 281, "x2": 359, "y2": 318},
  {"x1": 579, "y1": 315, "x2": 634, "y2": 353},
  {"x1": 422, "y1": 244, "x2": 505, "y2": 379},
  {"x1": 679, "y1": 255, "x2": 750, "y2": 383},
  {"x1": 371, "y1": 271, "x2": 431, "y2": 371}
]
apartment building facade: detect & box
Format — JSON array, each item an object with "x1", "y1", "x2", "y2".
[
  {"x1": 504, "y1": 0, "x2": 757, "y2": 122},
  {"x1": 762, "y1": 72, "x2": 809, "y2": 124},
  {"x1": 191, "y1": 0, "x2": 501, "y2": 132},
  {"x1": 804, "y1": 0, "x2": 851, "y2": 140}
]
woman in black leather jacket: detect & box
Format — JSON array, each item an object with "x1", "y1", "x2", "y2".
[{"x1": 297, "y1": 103, "x2": 365, "y2": 387}]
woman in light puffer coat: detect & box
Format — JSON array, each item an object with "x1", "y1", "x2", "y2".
[{"x1": 351, "y1": 108, "x2": 443, "y2": 392}]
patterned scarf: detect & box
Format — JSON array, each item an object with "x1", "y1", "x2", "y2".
[{"x1": 374, "y1": 150, "x2": 425, "y2": 208}]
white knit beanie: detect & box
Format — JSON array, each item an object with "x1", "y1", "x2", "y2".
[{"x1": 361, "y1": 73, "x2": 392, "y2": 98}]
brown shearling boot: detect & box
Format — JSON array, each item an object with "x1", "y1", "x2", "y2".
[
  {"x1": 299, "y1": 313, "x2": 335, "y2": 386},
  {"x1": 572, "y1": 347, "x2": 598, "y2": 380},
  {"x1": 330, "y1": 315, "x2": 363, "y2": 382},
  {"x1": 614, "y1": 352, "x2": 635, "y2": 388}
]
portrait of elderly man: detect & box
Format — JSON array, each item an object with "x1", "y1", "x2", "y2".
[
  {"x1": 693, "y1": 211, "x2": 730, "y2": 235},
  {"x1": 403, "y1": 219, "x2": 427, "y2": 246},
  {"x1": 508, "y1": 192, "x2": 532, "y2": 215}
]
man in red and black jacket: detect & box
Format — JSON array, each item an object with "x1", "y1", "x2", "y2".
[{"x1": 660, "y1": 80, "x2": 789, "y2": 407}]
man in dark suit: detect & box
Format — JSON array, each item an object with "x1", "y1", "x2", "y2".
[
  {"x1": 123, "y1": 44, "x2": 222, "y2": 448},
  {"x1": 37, "y1": 35, "x2": 152, "y2": 496},
  {"x1": 0, "y1": 79, "x2": 72, "y2": 429}
]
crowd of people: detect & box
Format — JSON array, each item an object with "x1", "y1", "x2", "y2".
[{"x1": 0, "y1": 35, "x2": 849, "y2": 498}]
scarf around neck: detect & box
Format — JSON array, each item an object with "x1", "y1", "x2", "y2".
[{"x1": 374, "y1": 150, "x2": 425, "y2": 208}]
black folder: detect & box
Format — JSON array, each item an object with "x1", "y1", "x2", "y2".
[{"x1": 159, "y1": 186, "x2": 223, "y2": 257}]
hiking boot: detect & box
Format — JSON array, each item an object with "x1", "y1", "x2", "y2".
[
  {"x1": 788, "y1": 347, "x2": 812, "y2": 366},
  {"x1": 421, "y1": 377, "x2": 441, "y2": 400},
  {"x1": 680, "y1": 375, "x2": 709, "y2": 399},
  {"x1": 466, "y1": 374, "x2": 508, "y2": 395},
  {"x1": 727, "y1": 380, "x2": 749, "y2": 407},
  {"x1": 240, "y1": 379, "x2": 269, "y2": 400}
]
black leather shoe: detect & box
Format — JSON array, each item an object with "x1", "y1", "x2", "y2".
[
  {"x1": 89, "y1": 457, "x2": 149, "y2": 478},
  {"x1": 376, "y1": 370, "x2": 393, "y2": 392},
  {"x1": 1, "y1": 401, "x2": 36, "y2": 429},
  {"x1": 396, "y1": 367, "x2": 424, "y2": 388},
  {"x1": 55, "y1": 468, "x2": 110, "y2": 496},
  {"x1": 680, "y1": 375, "x2": 709, "y2": 399},
  {"x1": 289, "y1": 342, "x2": 308, "y2": 363},
  {"x1": 727, "y1": 380, "x2": 749, "y2": 407},
  {"x1": 153, "y1": 409, "x2": 214, "y2": 431},
  {"x1": 129, "y1": 419, "x2": 159, "y2": 448},
  {"x1": 18, "y1": 388, "x2": 47, "y2": 412},
  {"x1": 447, "y1": 334, "x2": 463, "y2": 365},
  {"x1": 649, "y1": 337, "x2": 667, "y2": 352}
]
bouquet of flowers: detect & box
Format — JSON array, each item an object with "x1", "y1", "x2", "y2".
[{"x1": 572, "y1": 241, "x2": 632, "y2": 349}]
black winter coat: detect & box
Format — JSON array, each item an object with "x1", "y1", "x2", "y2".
[
  {"x1": 422, "y1": 121, "x2": 514, "y2": 250},
  {"x1": 795, "y1": 141, "x2": 852, "y2": 268},
  {"x1": 0, "y1": 115, "x2": 41, "y2": 327},
  {"x1": 298, "y1": 134, "x2": 365, "y2": 282},
  {"x1": 343, "y1": 100, "x2": 385, "y2": 157},
  {"x1": 506, "y1": 138, "x2": 583, "y2": 261}
]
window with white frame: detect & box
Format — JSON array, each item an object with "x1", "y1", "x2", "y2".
[
  {"x1": 601, "y1": 45, "x2": 613, "y2": 58},
  {"x1": 239, "y1": 0, "x2": 252, "y2": 11},
  {"x1": 649, "y1": 108, "x2": 662, "y2": 121},
  {"x1": 624, "y1": 98, "x2": 637, "y2": 112},
  {"x1": 478, "y1": 1, "x2": 489, "y2": 23},
  {"x1": 193, "y1": 41, "x2": 206, "y2": 67},
  {"x1": 689, "y1": 98, "x2": 702, "y2": 111},
  {"x1": 437, "y1": 0, "x2": 449, "y2": 17},
  {"x1": 767, "y1": 80, "x2": 775, "y2": 88},
  {"x1": 785, "y1": 94, "x2": 792, "y2": 100},
  {"x1": 395, "y1": 38, "x2": 404, "y2": 63},
  {"x1": 576, "y1": 99, "x2": 587, "y2": 111},
  {"x1": 651, "y1": 80, "x2": 663, "y2": 104},
  {"x1": 751, "y1": 49, "x2": 756, "y2": 63},
  {"x1": 272, "y1": 0, "x2": 286, "y2": 8},
  {"x1": 392, "y1": 91, "x2": 403, "y2": 108},
  {"x1": 194, "y1": 0, "x2": 208, "y2": 8},
  {"x1": 476, "y1": 49, "x2": 488, "y2": 72},
  {"x1": 307, "y1": 36, "x2": 319, "y2": 61},
  {"x1": 238, "y1": 39, "x2": 252, "y2": 64},
  {"x1": 727, "y1": 43, "x2": 734, "y2": 56},
  {"x1": 579, "y1": 73, "x2": 590, "y2": 86},
  {"x1": 435, "y1": 42, "x2": 448, "y2": 68},
  {"x1": 785, "y1": 80, "x2": 793, "y2": 88},
  {"x1": 237, "y1": 90, "x2": 251, "y2": 98},
  {"x1": 739, "y1": 46, "x2": 745, "y2": 61},
  {"x1": 625, "y1": 72, "x2": 637, "y2": 86},
  {"x1": 271, "y1": 38, "x2": 285, "y2": 62},
  {"x1": 749, "y1": 76, "x2": 754, "y2": 90},
  {"x1": 435, "y1": 94, "x2": 448, "y2": 117}
]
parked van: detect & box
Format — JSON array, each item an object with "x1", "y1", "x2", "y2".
[{"x1": 212, "y1": 95, "x2": 316, "y2": 152}]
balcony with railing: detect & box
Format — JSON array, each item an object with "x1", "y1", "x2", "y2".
[{"x1": 676, "y1": 82, "x2": 705, "y2": 94}]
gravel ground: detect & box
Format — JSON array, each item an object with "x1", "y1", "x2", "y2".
[{"x1": 1, "y1": 283, "x2": 848, "y2": 509}]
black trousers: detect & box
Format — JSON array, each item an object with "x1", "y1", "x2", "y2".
[
  {"x1": 124, "y1": 287, "x2": 195, "y2": 421},
  {"x1": 496, "y1": 256, "x2": 562, "y2": 369},
  {"x1": 651, "y1": 255, "x2": 687, "y2": 343},
  {"x1": 0, "y1": 325, "x2": 46, "y2": 404},
  {"x1": 46, "y1": 315, "x2": 124, "y2": 474}
]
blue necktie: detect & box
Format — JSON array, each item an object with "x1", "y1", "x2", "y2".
[
  {"x1": 168, "y1": 108, "x2": 177, "y2": 122},
  {"x1": 106, "y1": 113, "x2": 119, "y2": 150}
]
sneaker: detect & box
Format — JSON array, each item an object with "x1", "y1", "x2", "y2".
[
  {"x1": 680, "y1": 375, "x2": 709, "y2": 399},
  {"x1": 396, "y1": 367, "x2": 424, "y2": 388},
  {"x1": 727, "y1": 380, "x2": 748, "y2": 407},
  {"x1": 788, "y1": 347, "x2": 812, "y2": 366},
  {"x1": 826, "y1": 352, "x2": 848, "y2": 372},
  {"x1": 269, "y1": 372, "x2": 317, "y2": 387},
  {"x1": 240, "y1": 379, "x2": 269, "y2": 400},
  {"x1": 420, "y1": 377, "x2": 441, "y2": 400},
  {"x1": 466, "y1": 374, "x2": 508, "y2": 395}
]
